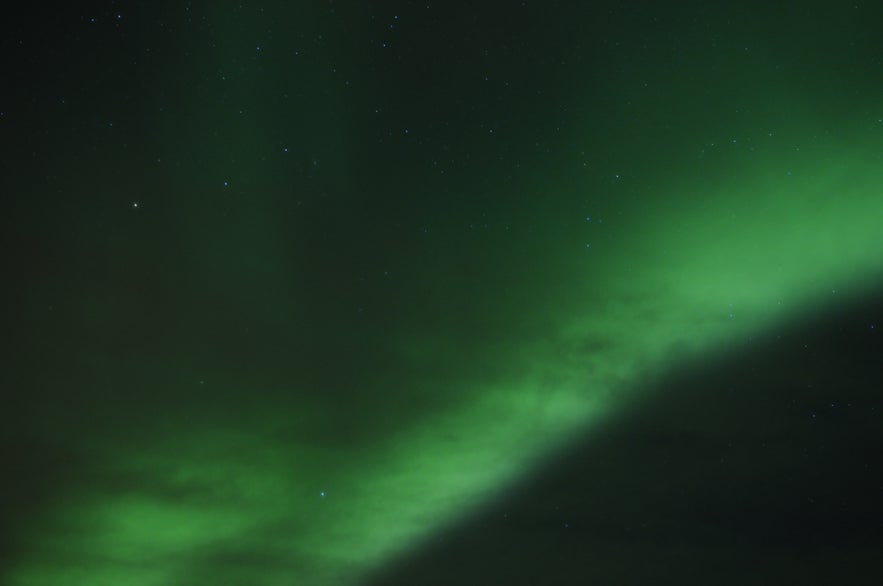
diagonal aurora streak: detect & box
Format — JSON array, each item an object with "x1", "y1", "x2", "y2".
[
  {"x1": 5, "y1": 2, "x2": 883, "y2": 585},
  {"x1": 9, "y1": 149, "x2": 883, "y2": 586}
]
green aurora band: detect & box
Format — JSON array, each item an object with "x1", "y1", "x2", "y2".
[{"x1": 6, "y1": 3, "x2": 883, "y2": 585}]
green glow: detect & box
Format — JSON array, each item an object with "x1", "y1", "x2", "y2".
[
  {"x1": 7, "y1": 2, "x2": 883, "y2": 585},
  {"x1": 11, "y1": 150, "x2": 883, "y2": 583}
]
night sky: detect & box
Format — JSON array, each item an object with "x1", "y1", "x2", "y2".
[{"x1": 3, "y1": 1, "x2": 883, "y2": 584}]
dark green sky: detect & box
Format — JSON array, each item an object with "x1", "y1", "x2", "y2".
[{"x1": 3, "y1": 1, "x2": 883, "y2": 584}]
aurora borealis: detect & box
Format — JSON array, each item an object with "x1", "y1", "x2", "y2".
[{"x1": 4, "y1": 1, "x2": 883, "y2": 584}]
